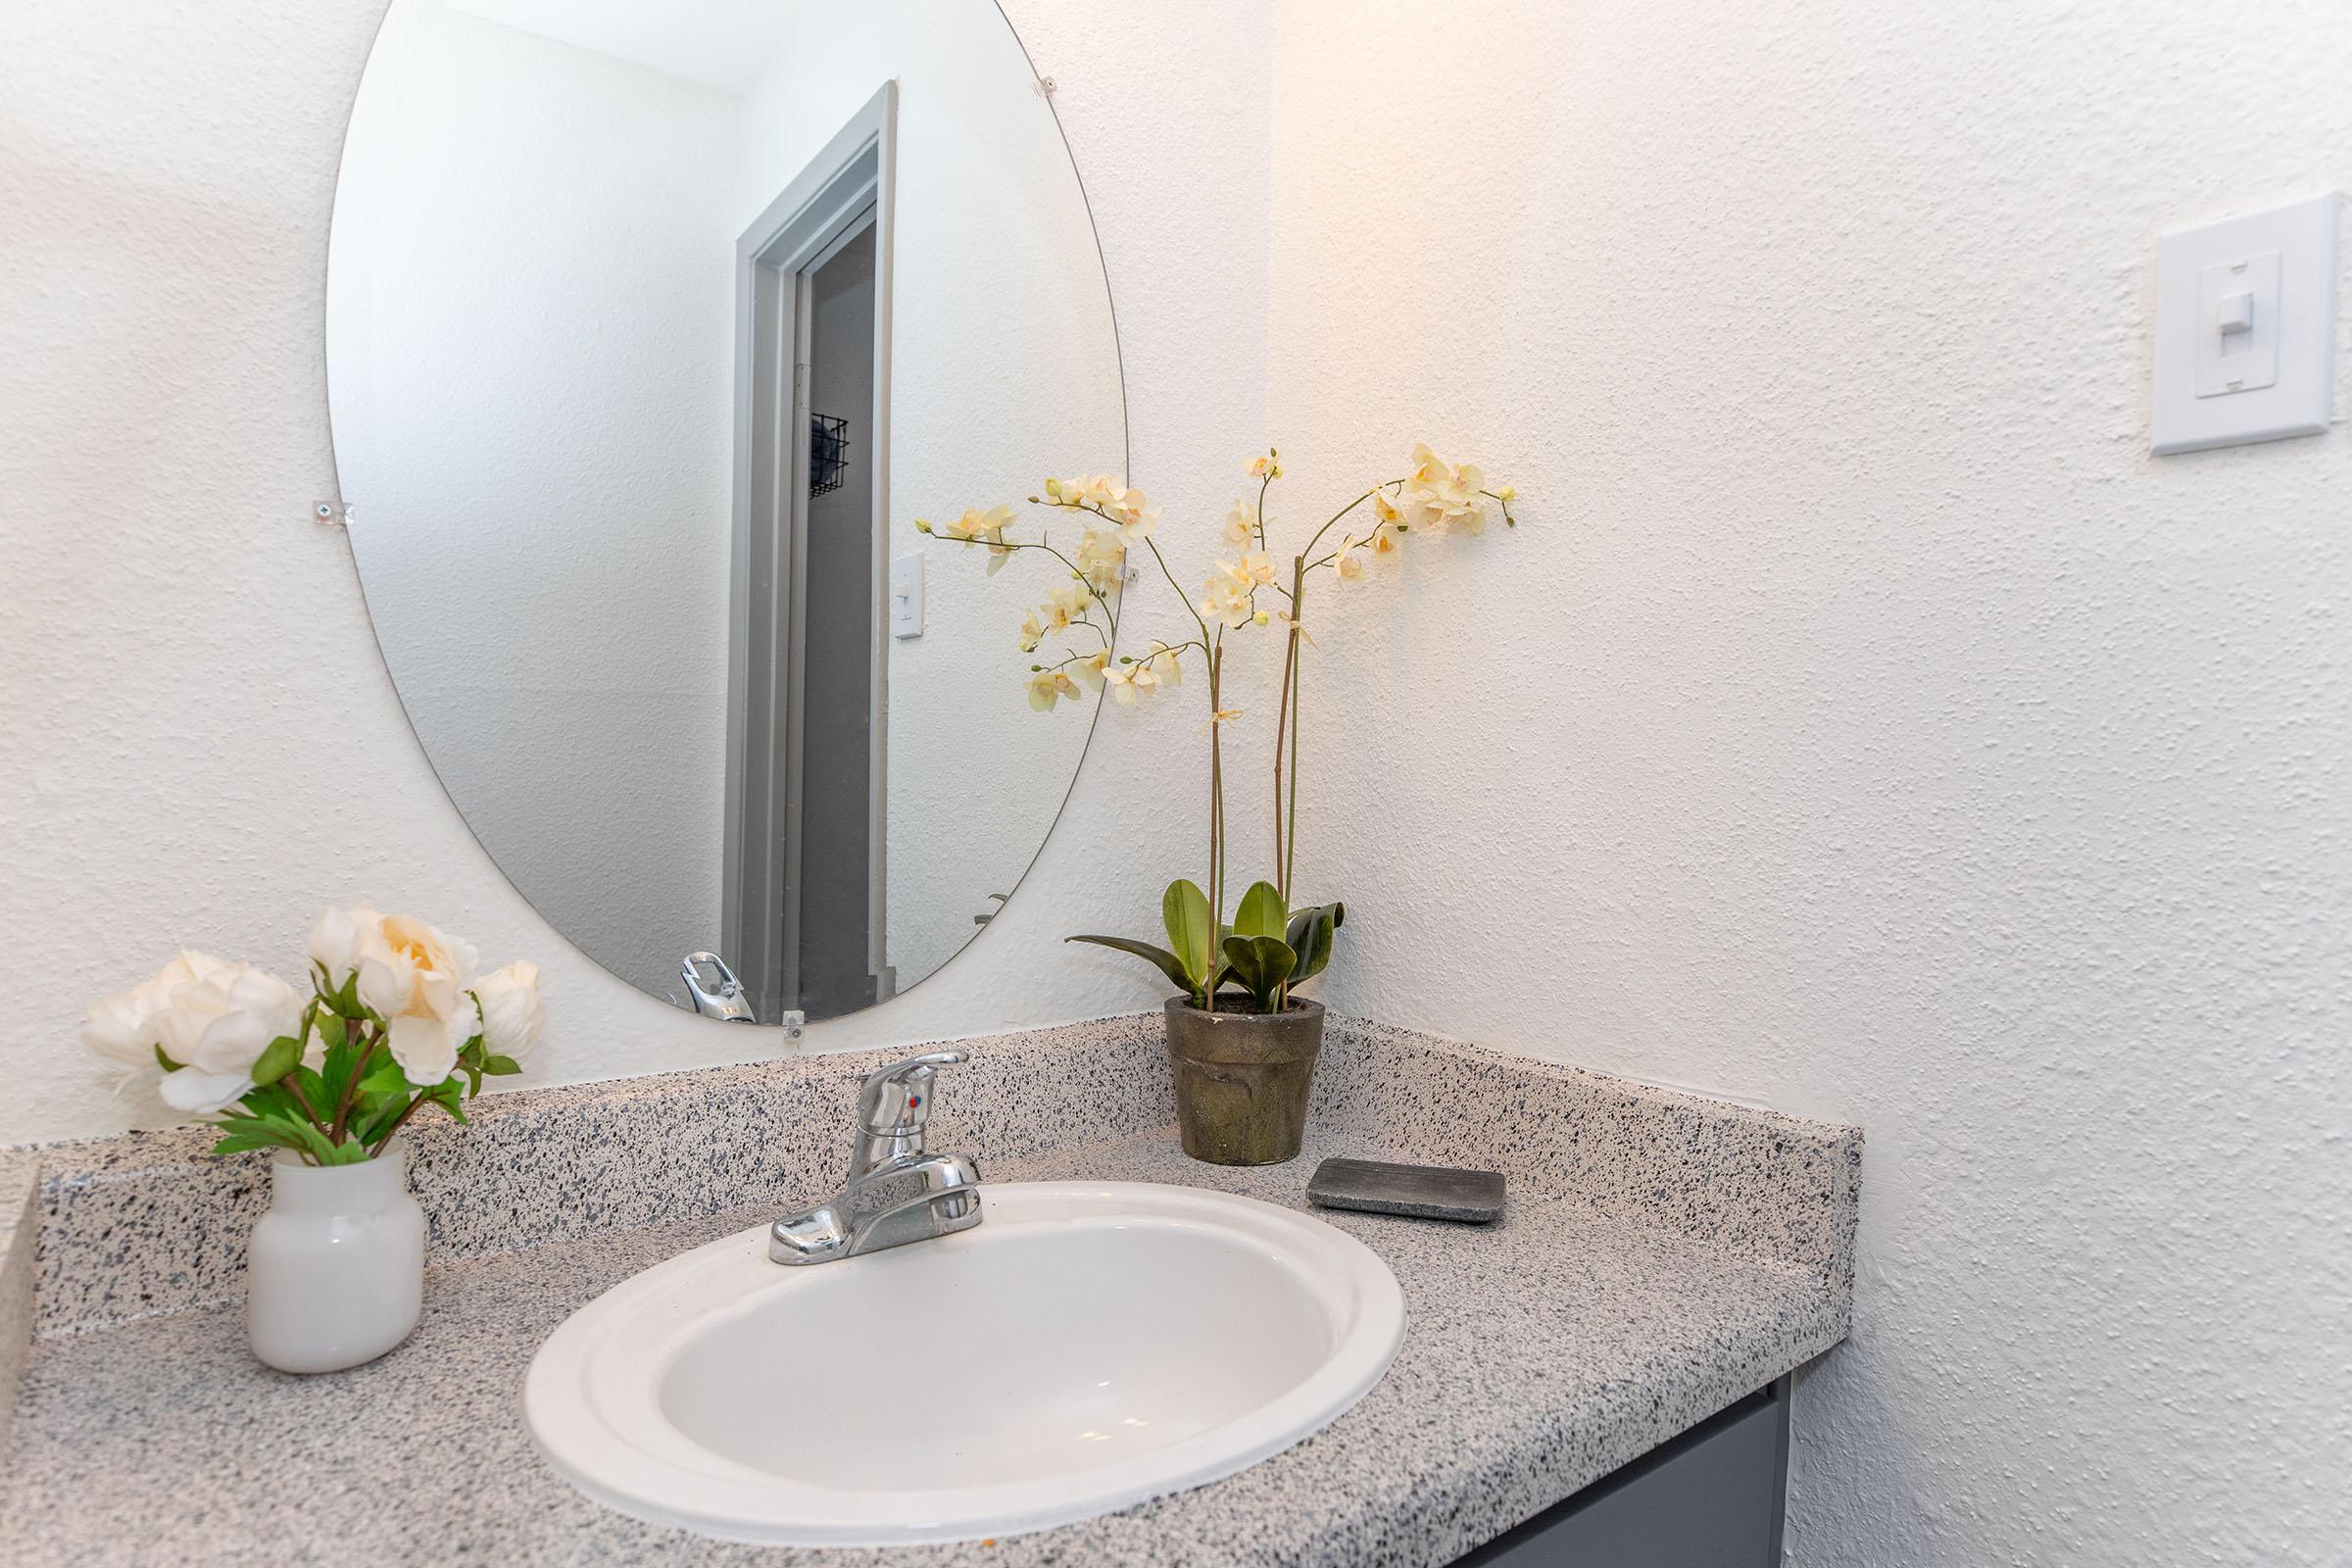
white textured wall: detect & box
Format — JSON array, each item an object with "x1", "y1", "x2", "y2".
[
  {"x1": 329, "y1": 1, "x2": 740, "y2": 1000},
  {"x1": 0, "y1": 0, "x2": 1266, "y2": 1145},
  {"x1": 1265, "y1": 2, "x2": 2352, "y2": 1564}
]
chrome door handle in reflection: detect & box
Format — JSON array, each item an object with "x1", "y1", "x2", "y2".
[
  {"x1": 769, "y1": 1051, "x2": 982, "y2": 1265},
  {"x1": 680, "y1": 952, "x2": 757, "y2": 1022}
]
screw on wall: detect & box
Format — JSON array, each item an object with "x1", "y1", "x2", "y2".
[
  {"x1": 313, "y1": 500, "x2": 351, "y2": 527},
  {"x1": 1032, "y1": 75, "x2": 1056, "y2": 98}
]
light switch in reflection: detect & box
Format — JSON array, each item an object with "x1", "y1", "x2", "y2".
[{"x1": 891, "y1": 553, "x2": 924, "y2": 639}]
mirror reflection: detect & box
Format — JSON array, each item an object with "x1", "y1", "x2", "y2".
[{"x1": 327, "y1": 1, "x2": 1125, "y2": 1024}]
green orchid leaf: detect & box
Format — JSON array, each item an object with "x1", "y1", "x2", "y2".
[
  {"x1": 1234, "y1": 881, "x2": 1287, "y2": 942},
  {"x1": 1066, "y1": 934, "x2": 1200, "y2": 1002},
  {"x1": 1160, "y1": 879, "x2": 1216, "y2": 987},
  {"x1": 1219, "y1": 934, "x2": 1298, "y2": 1010},
  {"x1": 1284, "y1": 905, "x2": 1338, "y2": 984}
]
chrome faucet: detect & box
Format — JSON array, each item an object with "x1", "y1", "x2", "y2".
[{"x1": 768, "y1": 1051, "x2": 982, "y2": 1265}]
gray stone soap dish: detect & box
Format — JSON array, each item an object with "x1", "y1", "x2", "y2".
[{"x1": 1306, "y1": 1156, "x2": 1507, "y2": 1223}]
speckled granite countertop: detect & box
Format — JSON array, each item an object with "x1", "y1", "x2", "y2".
[{"x1": 0, "y1": 1017, "x2": 1859, "y2": 1567}]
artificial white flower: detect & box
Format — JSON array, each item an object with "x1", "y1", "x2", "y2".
[
  {"x1": 1150, "y1": 647, "x2": 1183, "y2": 688},
  {"x1": 1043, "y1": 583, "x2": 1091, "y2": 632},
  {"x1": 471, "y1": 960, "x2": 545, "y2": 1061},
  {"x1": 80, "y1": 989, "x2": 162, "y2": 1071},
  {"x1": 1102, "y1": 663, "x2": 1140, "y2": 705},
  {"x1": 1401, "y1": 443, "x2": 1489, "y2": 533},
  {"x1": 388, "y1": 989, "x2": 475, "y2": 1090},
  {"x1": 1075, "y1": 527, "x2": 1127, "y2": 594},
  {"x1": 1225, "y1": 551, "x2": 1279, "y2": 588},
  {"x1": 1199, "y1": 579, "x2": 1253, "y2": 630},
  {"x1": 1071, "y1": 649, "x2": 1112, "y2": 691},
  {"x1": 1103, "y1": 486, "x2": 1158, "y2": 542},
  {"x1": 1334, "y1": 535, "x2": 1368, "y2": 581},
  {"x1": 1017, "y1": 611, "x2": 1046, "y2": 653},
  {"x1": 79, "y1": 950, "x2": 223, "y2": 1071},
  {"x1": 356, "y1": 914, "x2": 479, "y2": 1088},
  {"x1": 152, "y1": 962, "x2": 305, "y2": 1112},
  {"x1": 161, "y1": 1065, "x2": 264, "y2": 1115},
  {"x1": 1246, "y1": 453, "x2": 1281, "y2": 479},
  {"x1": 308, "y1": 902, "x2": 380, "y2": 988},
  {"x1": 1223, "y1": 501, "x2": 1258, "y2": 546},
  {"x1": 1027, "y1": 668, "x2": 1081, "y2": 711},
  {"x1": 939, "y1": 504, "x2": 1013, "y2": 543}
]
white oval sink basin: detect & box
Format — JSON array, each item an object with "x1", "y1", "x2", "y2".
[{"x1": 524, "y1": 1180, "x2": 1404, "y2": 1545}]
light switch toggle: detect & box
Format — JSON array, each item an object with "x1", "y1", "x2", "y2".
[{"x1": 2194, "y1": 252, "x2": 2279, "y2": 398}]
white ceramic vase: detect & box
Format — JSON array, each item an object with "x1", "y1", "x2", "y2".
[{"x1": 246, "y1": 1141, "x2": 426, "y2": 1374}]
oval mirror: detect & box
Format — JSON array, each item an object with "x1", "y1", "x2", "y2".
[{"x1": 326, "y1": 2, "x2": 1125, "y2": 1025}]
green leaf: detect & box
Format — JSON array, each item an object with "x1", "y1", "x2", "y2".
[
  {"x1": 1234, "y1": 881, "x2": 1287, "y2": 942},
  {"x1": 319, "y1": 1031, "x2": 363, "y2": 1110},
  {"x1": 481, "y1": 1054, "x2": 522, "y2": 1076},
  {"x1": 249, "y1": 1034, "x2": 302, "y2": 1090},
  {"x1": 285, "y1": 1119, "x2": 346, "y2": 1166},
  {"x1": 353, "y1": 1097, "x2": 407, "y2": 1146},
  {"x1": 1065, "y1": 934, "x2": 1199, "y2": 1002},
  {"x1": 1285, "y1": 902, "x2": 1346, "y2": 984},
  {"x1": 242, "y1": 1081, "x2": 303, "y2": 1121},
  {"x1": 1219, "y1": 934, "x2": 1297, "y2": 1010},
  {"x1": 1160, "y1": 879, "x2": 1216, "y2": 988},
  {"x1": 359, "y1": 1057, "x2": 407, "y2": 1096},
  {"x1": 208, "y1": 1116, "x2": 307, "y2": 1156},
  {"x1": 208, "y1": 1132, "x2": 291, "y2": 1156},
  {"x1": 313, "y1": 1008, "x2": 346, "y2": 1052},
  {"x1": 154, "y1": 1044, "x2": 183, "y2": 1072}
]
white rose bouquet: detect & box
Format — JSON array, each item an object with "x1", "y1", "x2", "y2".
[{"x1": 80, "y1": 905, "x2": 544, "y2": 1165}]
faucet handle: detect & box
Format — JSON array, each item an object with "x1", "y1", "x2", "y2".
[{"x1": 855, "y1": 1050, "x2": 967, "y2": 1141}]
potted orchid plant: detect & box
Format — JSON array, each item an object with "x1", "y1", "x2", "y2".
[
  {"x1": 81, "y1": 905, "x2": 544, "y2": 1372},
  {"x1": 915, "y1": 444, "x2": 1516, "y2": 1163}
]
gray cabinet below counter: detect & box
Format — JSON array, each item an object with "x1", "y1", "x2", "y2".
[{"x1": 1452, "y1": 1376, "x2": 1791, "y2": 1567}]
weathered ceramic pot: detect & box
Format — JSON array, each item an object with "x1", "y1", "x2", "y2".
[{"x1": 1162, "y1": 997, "x2": 1325, "y2": 1166}]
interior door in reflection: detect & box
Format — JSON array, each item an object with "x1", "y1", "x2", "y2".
[{"x1": 795, "y1": 222, "x2": 881, "y2": 1018}]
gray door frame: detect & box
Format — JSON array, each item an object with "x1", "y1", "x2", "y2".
[{"x1": 722, "y1": 81, "x2": 898, "y2": 1024}]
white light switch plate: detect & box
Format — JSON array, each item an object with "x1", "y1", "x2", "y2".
[
  {"x1": 890, "y1": 553, "x2": 924, "y2": 639},
  {"x1": 2152, "y1": 192, "x2": 2338, "y2": 455}
]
